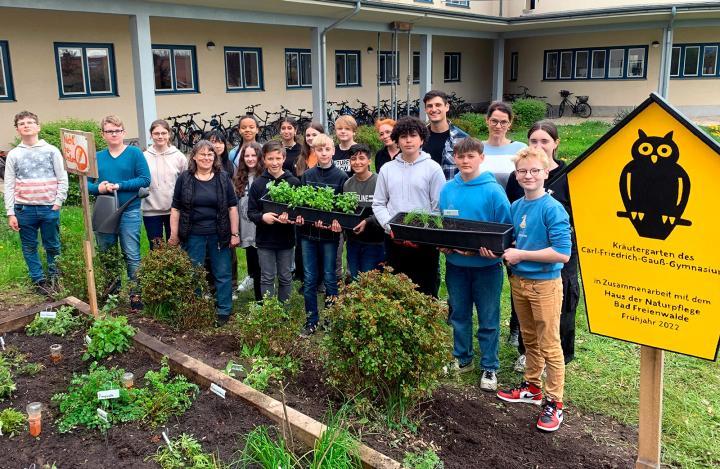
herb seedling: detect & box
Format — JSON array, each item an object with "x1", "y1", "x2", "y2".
[
  {"x1": 83, "y1": 315, "x2": 136, "y2": 361},
  {"x1": 335, "y1": 192, "x2": 360, "y2": 214}
]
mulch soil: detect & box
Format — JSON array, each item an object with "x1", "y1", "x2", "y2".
[
  {"x1": 0, "y1": 326, "x2": 274, "y2": 468},
  {"x1": 0, "y1": 303, "x2": 638, "y2": 468}
]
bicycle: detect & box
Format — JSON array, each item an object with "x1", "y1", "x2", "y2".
[{"x1": 557, "y1": 90, "x2": 592, "y2": 118}]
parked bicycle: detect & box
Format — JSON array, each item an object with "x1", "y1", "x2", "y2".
[{"x1": 557, "y1": 90, "x2": 592, "y2": 118}]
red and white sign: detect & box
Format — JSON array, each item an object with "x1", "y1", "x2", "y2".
[{"x1": 60, "y1": 129, "x2": 98, "y2": 178}]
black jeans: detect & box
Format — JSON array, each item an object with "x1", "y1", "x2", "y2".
[
  {"x1": 143, "y1": 214, "x2": 171, "y2": 248},
  {"x1": 245, "y1": 246, "x2": 262, "y2": 301},
  {"x1": 385, "y1": 236, "x2": 440, "y2": 298}
]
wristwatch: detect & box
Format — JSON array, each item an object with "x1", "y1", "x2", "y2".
[{"x1": 231, "y1": 233, "x2": 240, "y2": 237}]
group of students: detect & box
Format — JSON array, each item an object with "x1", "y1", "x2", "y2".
[{"x1": 5, "y1": 89, "x2": 578, "y2": 433}]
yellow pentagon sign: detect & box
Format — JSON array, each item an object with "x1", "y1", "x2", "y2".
[{"x1": 561, "y1": 93, "x2": 720, "y2": 360}]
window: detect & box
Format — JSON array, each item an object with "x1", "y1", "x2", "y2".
[
  {"x1": 444, "y1": 52, "x2": 461, "y2": 82},
  {"x1": 575, "y1": 50, "x2": 589, "y2": 79},
  {"x1": 0, "y1": 41, "x2": 15, "y2": 101},
  {"x1": 152, "y1": 45, "x2": 197, "y2": 93},
  {"x1": 446, "y1": 0, "x2": 469, "y2": 6},
  {"x1": 54, "y1": 43, "x2": 116, "y2": 98},
  {"x1": 591, "y1": 50, "x2": 606, "y2": 78},
  {"x1": 286, "y1": 49, "x2": 312, "y2": 88},
  {"x1": 608, "y1": 49, "x2": 624, "y2": 78},
  {"x1": 412, "y1": 51, "x2": 420, "y2": 84},
  {"x1": 545, "y1": 51, "x2": 558, "y2": 80},
  {"x1": 379, "y1": 51, "x2": 398, "y2": 85},
  {"x1": 702, "y1": 46, "x2": 718, "y2": 76},
  {"x1": 670, "y1": 44, "x2": 720, "y2": 79},
  {"x1": 225, "y1": 47, "x2": 263, "y2": 91},
  {"x1": 336, "y1": 50, "x2": 360, "y2": 87},
  {"x1": 559, "y1": 51, "x2": 573, "y2": 79},
  {"x1": 510, "y1": 52, "x2": 518, "y2": 81},
  {"x1": 627, "y1": 47, "x2": 645, "y2": 78}
]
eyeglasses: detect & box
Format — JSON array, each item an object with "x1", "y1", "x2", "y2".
[
  {"x1": 196, "y1": 152, "x2": 216, "y2": 159},
  {"x1": 489, "y1": 118, "x2": 510, "y2": 128},
  {"x1": 515, "y1": 168, "x2": 545, "y2": 177},
  {"x1": 151, "y1": 131, "x2": 169, "y2": 137},
  {"x1": 103, "y1": 129, "x2": 124, "y2": 135}
]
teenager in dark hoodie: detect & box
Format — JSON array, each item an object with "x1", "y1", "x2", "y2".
[
  {"x1": 294, "y1": 133, "x2": 348, "y2": 337},
  {"x1": 247, "y1": 141, "x2": 300, "y2": 302}
]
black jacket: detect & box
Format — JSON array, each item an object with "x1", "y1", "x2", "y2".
[
  {"x1": 297, "y1": 165, "x2": 349, "y2": 241},
  {"x1": 247, "y1": 170, "x2": 300, "y2": 250}
]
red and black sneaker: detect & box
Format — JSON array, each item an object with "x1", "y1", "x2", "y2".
[
  {"x1": 496, "y1": 381, "x2": 543, "y2": 405},
  {"x1": 537, "y1": 399, "x2": 564, "y2": 432}
]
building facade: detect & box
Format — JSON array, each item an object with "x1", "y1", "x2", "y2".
[{"x1": 0, "y1": 0, "x2": 718, "y2": 147}]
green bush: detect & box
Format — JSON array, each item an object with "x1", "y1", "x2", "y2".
[
  {"x1": 355, "y1": 125, "x2": 383, "y2": 154},
  {"x1": 137, "y1": 243, "x2": 215, "y2": 330},
  {"x1": 512, "y1": 98, "x2": 548, "y2": 130},
  {"x1": 321, "y1": 268, "x2": 450, "y2": 408},
  {"x1": 452, "y1": 113, "x2": 487, "y2": 138},
  {"x1": 83, "y1": 314, "x2": 135, "y2": 361},
  {"x1": 0, "y1": 358, "x2": 15, "y2": 400},
  {"x1": 26, "y1": 305, "x2": 87, "y2": 336},
  {"x1": 230, "y1": 295, "x2": 304, "y2": 358},
  {"x1": 13, "y1": 118, "x2": 107, "y2": 207},
  {"x1": 0, "y1": 408, "x2": 27, "y2": 437}
]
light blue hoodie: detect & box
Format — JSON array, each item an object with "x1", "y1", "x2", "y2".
[{"x1": 439, "y1": 171, "x2": 511, "y2": 268}]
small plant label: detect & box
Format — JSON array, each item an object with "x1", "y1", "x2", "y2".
[
  {"x1": 96, "y1": 408, "x2": 108, "y2": 423},
  {"x1": 85, "y1": 335, "x2": 92, "y2": 345},
  {"x1": 210, "y1": 383, "x2": 226, "y2": 399},
  {"x1": 97, "y1": 389, "x2": 120, "y2": 400},
  {"x1": 0, "y1": 336, "x2": 5, "y2": 351},
  {"x1": 442, "y1": 209, "x2": 459, "y2": 217},
  {"x1": 231, "y1": 363, "x2": 243, "y2": 372},
  {"x1": 39, "y1": 311, "x2": 57, "y2": 319}
]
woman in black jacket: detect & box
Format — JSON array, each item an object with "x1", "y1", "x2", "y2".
[{"x1": 169, "y1": 140, "x2": 239, "y2": 326}]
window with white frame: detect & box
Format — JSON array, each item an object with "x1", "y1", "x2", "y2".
[
  {"x1": 412, "y1": 51, "x2": 420, "y2": 84},
  {"x1": 54, "y1": 43, "x2": 116, "y2": 98},
  {"x1": 702, "y1": 46, "x2": 718, "y2": 76},
  {"x1": 627, "y1": 47, "x2": 646, "y2": 78},
  {"x1": 608, "y1": 49, "x2": 625, "y2": 78},
  {"x1": 152, "y1": 45, "x2": 197, "y2": 93},
  {"x1": 591, "y1": 50, "x2": 606, "y2": 78},
  {"x1": 444, "y1": 52, "x2": 461, "y2": 82},
  {"x1": 683, "y1": 46, "x2": 701, "y2": 76},
  {"x1": 0, "y1": 41, "x2": 14, "y2": 101},
  {"x1": 379, "y1": 51, "x2": 398, "y2": 85},
  {"x1": 545, "y1": 51, "x2": 558, "y2": 80},
  {"x1": 336, "y1": 50, "x2": 360, "y2": 87},
  {"x1": 446, "y1": 0, "x2": 469, "y2": 6},
  {"x1": 670, "y1": 44, "x2": 720, "y2": 78},
  {"x1": 574, "y1": 50, "x2": 589, "y2": 79},
  {"x1": 225, "y1": 47, "x2": 263, "y2": 91},
  {"x1": 559, "y1": 51, "x2": 573, "y2": 79},
  {"x1": 286, "y1": 49, "x2": 312, "y2": 88}
]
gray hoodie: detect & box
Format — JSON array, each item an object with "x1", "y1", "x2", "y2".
[
  {"x1": 142, "y1": 145, "x2": 188, "y2": 216},
  {"x1": 372, "y1": 150, "x2": 446, "y2": 232}
]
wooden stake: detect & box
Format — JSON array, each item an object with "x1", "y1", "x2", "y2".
[
  {"x1": 79, "y1": 175, "x2": 99, "y2": 317},
  {"x1": 636, "y1": 346, "x2": 664, "y2": 469}
]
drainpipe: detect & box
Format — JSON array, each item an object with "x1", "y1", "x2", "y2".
[
  {"x1": 320, "y1": 0, "x2": 362, "y2": 129},
  {"x1": 658, "y1": 6, "x2": 676, "y2": 99}
]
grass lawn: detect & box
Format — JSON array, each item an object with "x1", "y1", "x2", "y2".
[{"x1": 1, "y1": 120, "x2": 719, "y2": 468}]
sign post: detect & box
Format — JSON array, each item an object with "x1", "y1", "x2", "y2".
[
  {"x1": 556, "y1": 93, "x2": 720, "y2": 468},
  {"x1": 60, "y1": 129, "x2": 99, "y2": 317}
]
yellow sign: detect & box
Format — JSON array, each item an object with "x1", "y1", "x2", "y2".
[
  {"x1": 60, "y1": 129, "x2": 98, "y2": 178},
  {"x1": 562, "y1": 93, "x2": 720, "y2": 360}
]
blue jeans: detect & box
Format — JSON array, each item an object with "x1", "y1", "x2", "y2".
[
  {"x1": 184, "y1": 233, "x2": 233, "y2": 318},
  {"x1": 446, "y1": 262, "x2": 503, "y2": 371},
  {"x1": 14, "y1": 204, "x2": 61, "y2": 283},
  {"x1": 95, "y1": 208, "x2": 142, "y2": 281},
  {"x1": 301, "y1": 237, "x2": 339, "y2": 326},
  {"x1": 346, "y1": 239, "x2": 385, "y2": 280},
  {"x1": 143, "y1": 214, "x2": 171, "y2": 248}
]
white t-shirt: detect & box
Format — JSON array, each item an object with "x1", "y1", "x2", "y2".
[{"x1": 481, "y1": 141, "x2": 528, "y2": 189}]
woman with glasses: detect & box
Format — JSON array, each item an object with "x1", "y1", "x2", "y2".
[
  {"x1": 481, "y1": 101, "x2": 527, "y2": 189},
  {"x1": 169, "y1": 140, "x2": 240, "y2": 326},
  {"x1": 143, "y1": 119, "x2": 188, "y2": 247}
]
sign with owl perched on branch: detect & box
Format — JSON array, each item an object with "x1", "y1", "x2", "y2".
[{"x1": 555, "y1": 92, "x2": 720, "y2": 361}]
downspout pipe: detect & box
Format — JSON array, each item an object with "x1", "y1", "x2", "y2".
[
  {"x1": 658, "y1": 6, "x2": 676, "y2": 99},
  {"x1": 320, "y1": 0, "x2": 362, "y2": 129}
]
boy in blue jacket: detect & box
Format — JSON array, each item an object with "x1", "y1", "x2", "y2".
[
  {"x1": 495, "y1": 147, "x2": 571, "y2": 432},
  {"x1": 439, "y1": 137, "x2": 511, "y2": 392}
]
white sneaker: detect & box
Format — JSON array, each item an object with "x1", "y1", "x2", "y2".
[
  {"x1": 236, "y1": 276, "x2": 254, "y2": 292},
  {"x1": 480, "y1": 370, "x2": 497, "y2": 392},
  {"x1": 514, "y1": 354, "x2": 526, "y2": 373}
]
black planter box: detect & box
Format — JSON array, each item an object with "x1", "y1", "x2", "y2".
[
  {"x1": 388, "y1": 212, "x2": 513, "y2": 254},
  {"x1": 260, "y1": 196, "x2": 298, "y2": 218},
  {"x1": 295, "y1": 205, "x2": 369, "y2": 230}
]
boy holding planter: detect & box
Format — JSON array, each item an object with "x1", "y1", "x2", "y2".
[
  {"x1": 493, "y1": 147, "x2": 571, "y2": 432},
  {"x1": 295, "y1": 134, "x2": 348, "y2": 337},
  {"x1": 439, "y1": 137, "x2": 511, "y2": 391}
]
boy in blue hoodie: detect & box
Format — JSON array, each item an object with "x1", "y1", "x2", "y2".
[
  {"x1": 495, "y1": 147, "x2": 571, "y2": 433},
  {"x1": 439, "y1": 137, "x2": 511, "y2": 391}
]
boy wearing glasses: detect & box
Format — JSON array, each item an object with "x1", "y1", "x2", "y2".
[
  {"x1": 494, "y1": 147, "x2": 571, "y2": 432},
  {"x1": 88, "y1": 115, "x2": 150, "y2": 310},
  {"x1": 4, "y1": 111, "x2": 68, "y2": 295}
]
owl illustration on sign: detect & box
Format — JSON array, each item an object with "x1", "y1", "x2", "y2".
[{"x1": 617, "y1": 129, "x2": 691, "y2": 240}]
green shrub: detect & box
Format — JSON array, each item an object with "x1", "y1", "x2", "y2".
[
  {"x1": 151, "y1": 433, "x2": 224, "y2": 469},
  {"x1": 452, "y1": 112, "x2": 487, "y2": 138},
  {"x1": 0, "y1": 361, "x2": 15, "y2": 399},
  {"x1": 135, "y1": 358, "x2": 199, "y2": 427},
  {"x1": 83, "y1": 314, "x2": 135, "y2": 361},
  {"x1": 137, "y1": 243, "x2": 215, "y2": 330},
  {"x1": 512, "y1": 98, "x2": 548, "y2": 130},
  {"x1": 230, "y1": 296, "x2": 304, "y2": 358},
  {"x1": 321, "y1": 268, "x2": 450, "y2": 409},
  {"x1": 0, "y1": 408, "x2": 27, "y2": 437},
  {"x1": 26, "y1": 305, "x2": 87, "y2": 336},
  {"x1": 355, "y1": 125, "x2": 383, "y2": 154}
]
